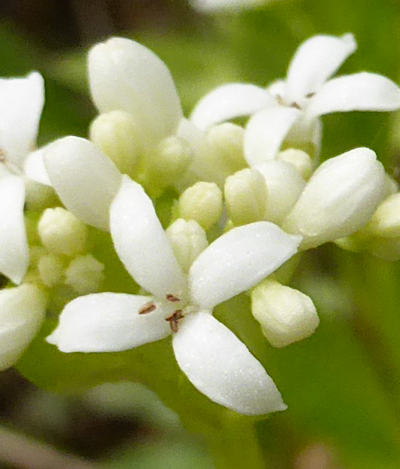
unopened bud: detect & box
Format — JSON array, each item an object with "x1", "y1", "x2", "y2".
[
  {"x1": 179, "y1": 182, "x2": 223, "y2": 230},
  {"x1": 38, "y1": 208, "x2": 88, "y2": 257},
  {"x1": 277, "y1": 149, "x2": 313, "y2": 179},
  {"x1": 251, "y1": 279, "x2": 319, "y2": 348},
  {"x1": 38, "y1": 254, "x2": 65, "y2": 288},
  {"x1": 90, "y1": 110, "x2": 140, "y2": 176},
  {"x1": 65, "y1": 255, "x2": 104, "y2": 295},
  {"x1": 224, "y1": 168, "x2": 267, "y2": 225},
  {"x1": 365, "y1": 193, "x2": 400, "y2": 238},
  {"x1": 146, "y1": 136, "x2": 192, "y2": 193},
  {"x1": 283, "y1": 148, "x2": 386, "y2": 249},
  {"x1": 256, "y1": 160, "x2": 305, "y2": 224},
  {"x1": 0, "y1": 284, "x2": 46, "y2": 370},
  {"x1": 166, "y1": 219, "x2": 208, "y2": 272}
]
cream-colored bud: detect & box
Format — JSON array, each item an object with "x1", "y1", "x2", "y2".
[
  {"x1": 283, "y1": 148, "x2": 386, "y2": 249},
  {"x1": 256, "y1": 160, "x2": 305, "y2": 224},
  {"x1": 38, "y1": 254, "x2": 65, "y2": 287},
  {"x1": 90, "y1": 110, "x2": 140, "y2": 176},
  {"x1": 224, "y1": 168, "x2": 267, "y2": 225},
  {"x1": 146, "y1": 136, "x2": 192, "y2": 192},
  {"x1": 365, "y1": 193, "x2": 400, "y2": 238},
  {"x1": 179, "y1": 181, "x2": 223, "y2": 230},
  {"x1": 166, "y1": 219, "x2": 208, "y2": 272},
  {"x1": 0, "y1": 284, "x2": 46, "y2": 370},
  {"x1": 251, "y1": 279, "x2": 319, "y2": 348},
  {"x1": 24, "y1": 179, "x2": 58, "y2": 212},
  {"x1": 38, "y1": 208, "x2": 88, "y2": 257},
  {"x1": 277, "y1": 149, "x2": 313, "y2": 179},
  {"x1": 65, "y1": 255, "x2": 104, "y2": 295}
]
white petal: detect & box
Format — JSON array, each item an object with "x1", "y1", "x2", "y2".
[
  {"x1": 88, "y1": 37, "x2": 182, "y2": 145},
  {"x1": 283, "y1": 147, "x2": 386, "y2": 248},
  {"x1": 0, "y1": 175, "x2": 29, "y2": 284},
  {"x1": 191, "y1": 0, "x2": 266, "y2": 12},
  {"x1": 0, "y1": 72, "x2": 44, "y2": 167},
  {"x1": 47, "y1": 293, "x2": 171, "y2": 353},
  {"x1": 190, "y1": 83, "x2": 275, "y2": 131},
  {"x1": 44, "y1": 137, "x2": 121, "y2": 230},
  {"x1": 23, "y1": 147, "x2": 51, "y2": 186},
  {"x1": 0, "y1": 284, "x2": 46, "y2": 370},
  {"x1": 244, "y1": 107, "x2": 301, "y2": 166},
  {"x1": 189, "y1": 222, "x2": 301, "y2": 309},
  {"x1": 307, "y1": 72, "x2": 400, "y2": 117},
  {"x1": 285, "y1": 34, "x2": 356, "y2": 104},
  {"x1": 173, "y1": 312, "x2": 286, "y2": 415},
  {"x1": 110, "y1": 176, "x2": 186, "y2": 298}
]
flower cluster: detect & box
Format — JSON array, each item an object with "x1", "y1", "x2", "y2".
[{"x1": 1, "y1": 34, "x2": 400, "y2": 416}]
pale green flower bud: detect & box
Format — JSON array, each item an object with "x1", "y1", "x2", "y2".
[
  {"x1": 251, "y1": 279, "x2": 319, "y2": 348},
  {"x1": 366, "y1": 193, "x2": 400, "y2": 238},
  {"x1": 166, "y1": 218, "x2": 208, "y2": 272},
  {"x1": 38, "y1": 208, "x2": 88, "y2": 257},
  {"x1": 25, "y1": 179, "x2": 58, "y2": 212},
  {"x1": 65, "y1": 254, "x2": 104, "y2": 295},
  {"x1": 277, "y1": 149, "x2": 313, "y2": 180},
  {"x1": 224, "y1": 168, "x2": 267, "y2": 225},
  {"x1": 256, "y1": 160, "x2": 305, "y2": 224},
  {"x1": 0, "y1": 284, "x2": 46, "y2": 370},
  {"x1": 38, "y1": 253, "x2": 65, "y2": 288},
  {"x1": 90, "y1": 110, "x2": 140, "y2": 176},
  {"x1": 146, "y1": 136, "x2": 192, "y2": 194},
  {"x1": 179, "y1": 182, "x2": 223, "y2": 230}
]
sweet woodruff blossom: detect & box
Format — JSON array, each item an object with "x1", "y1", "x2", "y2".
[
  {"x1": 47, "y1": 176, "x2": 301, "y2": 415},
  {"x1": 191, "y1": 34, "x2": 400, "y2": 166},
  {"x1": 0, "y1": 72, "x2": 51, "y2": 284}
]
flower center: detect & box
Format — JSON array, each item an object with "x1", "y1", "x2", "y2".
[{"x1": 0, "y1": 149, "x2": 22, "y2": 176}]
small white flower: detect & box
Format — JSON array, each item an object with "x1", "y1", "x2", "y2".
[
  {"x1": 0, "y1": 72, "x2": 50, "y2": 284},
  {"x1": 47, "y1": 176, "x2": 301, "y2": 415},
  {"x1": 190, "y1": 34, "x2": 400, "y2": 164}
]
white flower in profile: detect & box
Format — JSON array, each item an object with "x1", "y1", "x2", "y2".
[
  {"x1": 47, "y1": 176, "x2": 301, "y2": 415},
  {"x1": 190, "y1": 34, "x2": 400, "y2": 165},
  {"x1": 0, "y1": 72, "x2": 50, "y2": 284}
]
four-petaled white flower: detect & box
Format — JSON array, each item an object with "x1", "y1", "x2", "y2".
[
  {"x1": 190, "y1": 34, "x2": 400, "y2": 167},
  {"x1": 47, "y1": 176, "x2": 301, "y2": 415},
  {"x1": 0, "y1": 72, "x2": 50, "y2": 284}
]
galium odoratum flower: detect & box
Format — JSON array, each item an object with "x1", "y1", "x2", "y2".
[
  {"x1": 0, "y1": 72, "x2": 51, "y2": 284},
  {"x1": 191, "y1": 34, "x2": 400, "y2": 165},
  {"x1": 47, "y1": 176, "x2": 302, "y2": 415}
]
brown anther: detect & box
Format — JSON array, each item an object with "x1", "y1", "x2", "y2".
[
  {"x1": 166, "y1": 294, "x2": 180, "y2": 302},
  {"x1": 165, "y1": 309, "x2": 184, "y2": 333},
  {"x1": 305, "y1": 92, "x2": 316, "y2": 98},
  {"x1": 0, "y1": 149, "x2": 5, "y2": 163},
  {"x1": 291, "y1": 102, "x2": 301, "y2": 109},
  {"x1": 138, "y1": 302, "x2": 156, "y2": 315}
]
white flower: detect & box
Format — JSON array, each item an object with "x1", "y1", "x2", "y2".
[
  {"x1": 0, "y1": 284, "x2": 47, "y2": 370},
  {"x1": 190, "y1": 0, "x2": 269, "y2": 13},
  {"x1": 47, "y1": 176, "x2": 301, "y2": 415},
  {"x1": 190, "y1": 34, "x2": 400, "y2": 165},
  {"x1": 0, "y1": 72, "x2": 50, "y2": 284}
]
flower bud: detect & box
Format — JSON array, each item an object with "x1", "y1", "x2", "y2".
[
  {"x1": 0, "y1": 284, "x2": 46, "y2": 370},
  {"x1": 256, "y1": 160, "x2": 305, "y2": 224},
  {"x1": 166, "y1": 218, "x2": 208, "y2": 272},
  {"x1": 90, "y1": 110, "x2": 140, "y2": 176},
  {"x1": 146, "y1": 136, "x2": 192, "y2": 193},
  {"x1": 224, "y1": 168, "x2": 267, "y2": 225},
  {"x1": 38, "y1": 208, "x2": 88, "y2": 257},
  {"x1": 38, "y1": 254, "x2": 65, "y2": 288},
  {"x1": 277, "y1": 148, "x2": 313, "y2": 179},
  {"x1": 64, "y1": 255, "x2": 105, "y2": 295},
  {"x1": 383, "y1": 173, "x2": 398, "y2": 197},
  {"x1": 251, "y1": 279, "x2": 319, "y2": 348},
  {"x1": 179, "y1": 182, "x2": 223, "y2": 230},
  {"x1": 365, "y1": 193, "x2": 400, "y2": 238},
  {"x1": 283, "y1": 148, "x2": 386, "y2": 249}
]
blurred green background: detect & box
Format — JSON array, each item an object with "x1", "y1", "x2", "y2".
[{"x1": 2, "y1": 0, "x2": 400, "y2": 468}]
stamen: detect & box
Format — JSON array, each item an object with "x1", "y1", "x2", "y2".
[
  {"x1": 305, "y1": 92, "x2": 316, "y2": 98},
  {"x1": 165, "y1": 309, "x2": 183, "y2": 333},
  {"x1": 138, "y1": 301, "x2": 156, "y2": 315},
  {"x1": 0, "y1": 149, "x2": 5, "y2": 163},
  {"x1": 166, "y1": 293, "x2": 180, "y2": 302},
  {"x1": 291, "y1": 102, "x2": 301, "y2": 109}
]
